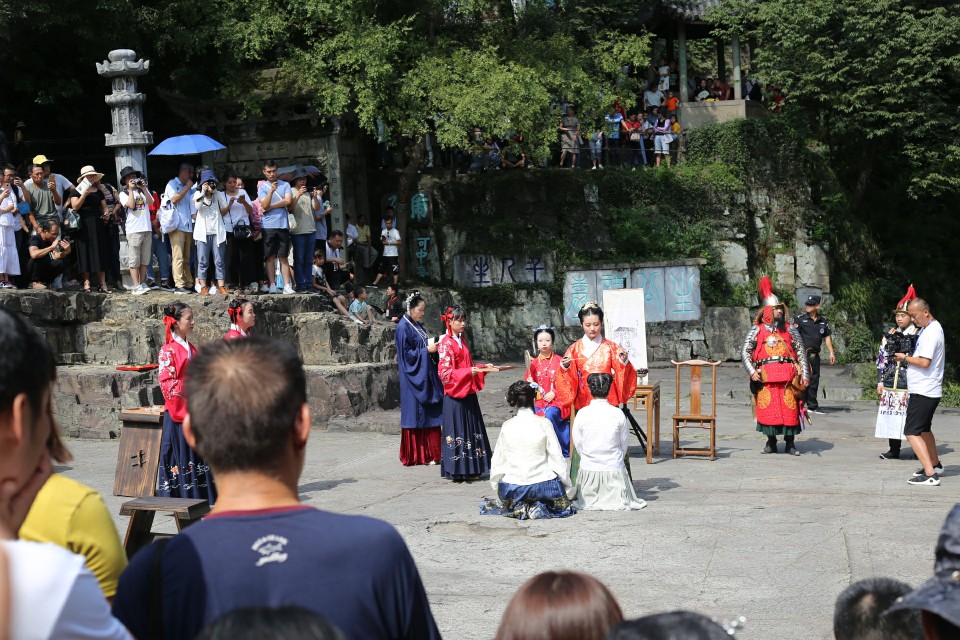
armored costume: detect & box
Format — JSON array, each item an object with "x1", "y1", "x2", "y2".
[
  {"x1": 875, "y1": 285, "x2": 919, "y2": 458},
  {"x1": 741, "y1": 277, "x2": 810, "y2": 455}
]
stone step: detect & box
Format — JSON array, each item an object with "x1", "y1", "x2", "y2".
[
  {"x1": 56, "y1": 352, "x2": 85, "y2": 365},
  {"x1": 54, "y1": 362, "x2": 399, "y2": 439}
]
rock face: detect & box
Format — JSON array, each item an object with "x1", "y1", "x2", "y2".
[
  {"x1": 1, "y1": 290, "x2": 400, "y2": 438},
  {"x1": 704, "y1": 307, "x2": 752, "y2": 363}
]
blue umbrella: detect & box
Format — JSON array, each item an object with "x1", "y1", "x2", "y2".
[{"x1": 148, "y1": 134, "x2": 226, "y2": 156}]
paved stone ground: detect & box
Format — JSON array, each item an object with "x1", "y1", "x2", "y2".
[{"x1": 59, "y1": 363, "x2": 958, "y2": 640}]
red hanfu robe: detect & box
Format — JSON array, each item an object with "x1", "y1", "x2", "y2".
[
  {"x1": 525, "y1": 353, "x2": 571, "y2": 419},
  {"x1": 437, "y1": 334, "x2": 486, "y2": 398},
  {"x1": 158, "y1": 339, "x2": 196, "y2": 422},
  {"x1": 556, "y1": 337, "x2": 637, "y2": 412}
]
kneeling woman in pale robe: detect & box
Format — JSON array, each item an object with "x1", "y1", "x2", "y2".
[
  {"x1": 480, "y1": 381, "x2": 576, "y2": 520},
  {"x1": 573, "y1": 373, "x2": 646, "y2": 510}
]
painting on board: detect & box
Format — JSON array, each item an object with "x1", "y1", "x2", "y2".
[{"x1": 602, "y1": 288, "x2": 649, "y2": 384}]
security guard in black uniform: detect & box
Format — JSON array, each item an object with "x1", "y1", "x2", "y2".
[{"x1": 793, "y1": 294, "x2": 836, "y2": 413}]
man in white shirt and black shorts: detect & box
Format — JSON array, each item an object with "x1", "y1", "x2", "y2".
[
  {"x1": 896, "y1": 297, "x2": 945, "y2": 486},
  {"x1": 373, "y1": 215, "x2": 400, "y2": 288}
]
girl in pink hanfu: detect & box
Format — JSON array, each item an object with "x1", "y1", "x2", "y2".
[
  {"x1": 158, "y1": 302, "x2": 216, "y2": 505},
  {"x1": 525, "y1": 325, "x2": 571, "y2": 457},
  {"x1": 437, "y1": 306, "x2": 493, "y2": 482}
]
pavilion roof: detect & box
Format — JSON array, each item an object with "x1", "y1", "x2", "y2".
[{"x1": 660, "y1": 0, "x2": 722, "y2": 23}]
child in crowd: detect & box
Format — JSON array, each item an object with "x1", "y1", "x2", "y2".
[
  {"x1": 348, "y1": 285, "x2": 380, "y2": 325},
  {"x1": 372, "y1": 216, "x2": 400, "y2": 287},
  {"x1": 312, "y1": 250, "x2": 352, "y2": 319}
]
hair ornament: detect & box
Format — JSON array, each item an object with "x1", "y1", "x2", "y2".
[
  {"x1": 719, "y1": 615, "x2": 746, "y2": 635},
  {"x1": 580, "y1": 301, "x2": 600, "y2": 312},
  {"x1": 529, "y1": 381, "x2": 542, "y2": 392},
  {"x1": 533, "y1": 323, "x2": 555, "y2": 334},
  {"x1": 404, "y1": 290, "x2": 421, "y2": 311}
]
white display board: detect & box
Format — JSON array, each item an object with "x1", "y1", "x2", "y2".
[{"x1": 602, "y1": 288, "x2": 649, "y2": 384}]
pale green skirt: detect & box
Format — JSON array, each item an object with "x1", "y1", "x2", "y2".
[{"x1": 574, "y1": 468, "x2": 646, "y2": 511}]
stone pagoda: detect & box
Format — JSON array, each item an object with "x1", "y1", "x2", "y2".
[{"x1": 96, "y1": 49, "x2": 153, "y2": 184}]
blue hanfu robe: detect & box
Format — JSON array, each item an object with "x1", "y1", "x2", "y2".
[{"x1": 396, "y1": 314, "x2": 443, "y2": 429}]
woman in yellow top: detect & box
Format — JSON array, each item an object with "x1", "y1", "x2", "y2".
[{"x1": 19, "y1": 426, "x2": 126, "y2": 600}]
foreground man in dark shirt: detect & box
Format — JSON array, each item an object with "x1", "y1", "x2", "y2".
[{"x1": 112, "y1": 337, "x2": 442, "y2": 640}]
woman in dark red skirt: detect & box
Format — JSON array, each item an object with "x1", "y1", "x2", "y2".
[{"x1": 396, "y1": 291, "x2": 443, "y2": 465}]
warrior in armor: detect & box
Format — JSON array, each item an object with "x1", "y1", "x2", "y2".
[
  {"x1": 741, "y1": 277, "x2": 810, "y2": 455},
  {"x1": 875, "y1": 285, "x2": 919, "y2": 460}
]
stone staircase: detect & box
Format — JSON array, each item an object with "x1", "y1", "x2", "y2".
[{"x1": 0, "y1": 290, "x2": 402, "y2": 438}]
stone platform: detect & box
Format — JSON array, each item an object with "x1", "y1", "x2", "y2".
[{"x1": 0, "y1": 289, "x2": 401, "y2": 436}]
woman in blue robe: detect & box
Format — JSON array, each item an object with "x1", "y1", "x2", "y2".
[{"x1": 396, "y1": 291, "x2": 443, "y2": 465}]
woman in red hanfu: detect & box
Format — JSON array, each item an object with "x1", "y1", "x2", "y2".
[
  {"x1": 157, "y1": 302, "x2": 216, "y2": 505},
  {"x1": 556, "y1": 302, "x2": 637, "y2": 413},
  {"x1": 525, "y1": 325, "x2": 571, "y2": 457},
  {"x1": 437, "y1": 306, "x2": 494, "y2": 482},
  {"x1": 224, "y1": 297, "x2": 256, "y2": 340}
]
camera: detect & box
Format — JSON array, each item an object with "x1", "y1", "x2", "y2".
[{"x1": 884, "y1": 332, "x2": 917, "y2": 359}]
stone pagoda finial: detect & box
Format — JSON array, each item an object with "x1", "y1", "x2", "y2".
[{"x1": 97, "y1": 49, "x2": 154, "y2": 184}]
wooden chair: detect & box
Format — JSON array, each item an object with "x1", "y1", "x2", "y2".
[
  {"x1": 114, "y1": 408, "x2": 210, "y2": 558},
  {"x1": 670, "y1": 360, "x2": 722, "y2": 460}
]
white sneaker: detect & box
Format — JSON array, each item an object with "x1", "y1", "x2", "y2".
[
  {"x1": 268, "y1": 285, "x2": 280, "y2": 294},
  {"x1": 599, "y1": 164, "x2": 604, "y2": 169},
  {"x1": 195, "y1": 283, "x2": 203, "y2": 294},
  {"x1": 208, "y1": 287, "x2": 217, "y2": 296},
  {"x1": 282, "y1": 285, "x2": 295, "y2": 295},
  {"x1": 260, "y1": 283, "x2": 270, "y2": 293},
  {"x1": 131, "y1": 284, "x2": 147, "y2": 296}
]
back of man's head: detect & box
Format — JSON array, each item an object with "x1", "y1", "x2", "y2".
[
  {"x1": 606, "y1": 611, "x2": 730, "y2": 640},
  {"x1": 587, "y1": 373, "x2": 613, "y2": 399},
  {"x1": 186, "y1": 337, "x2": 306, "y2": 473},
  {"x1": 834, "y1": 578, "x2": 921, "y2": 640}
]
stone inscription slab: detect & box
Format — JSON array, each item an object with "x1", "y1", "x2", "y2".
[
  {"x1": 564, "y1": 265, "x2": 703, "y2": 326},
  {"x1": 453, "y1": 254, "x2": 555, "y2": 287}
]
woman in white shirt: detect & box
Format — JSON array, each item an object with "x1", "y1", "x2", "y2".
[
  {"x1": 223, "y1": 172, "x2": 256, "y2": 294},
  {"x1": 192, "y1": 169, "x2": 229, "y2": 295},
  {"x1": 572, "y1": 373, "x2": 646, "y2": 511},
  {"x1": 480, "y1": 381, "x2": 576, "y2": 520}
]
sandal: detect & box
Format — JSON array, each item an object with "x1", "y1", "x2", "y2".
[
  {"x1": 83, "y1": 282, "x2": 92, "y2": 293},
  {"x1": 98, "y1": 285, "x2": 111, "y2": 294}
]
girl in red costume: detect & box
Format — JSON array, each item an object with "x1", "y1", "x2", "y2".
[
  {"x1": 437, "y1": 306, "x2": 494, "y2": 482},
  {"x1": 556, "y1": 302, "x2": 637, "y2": 413},
  {"x1": 157, "y1": 302, "x2": 216, "y2": 504},
  {"x1": 224, "y1": 297, "x2": 256, "y2": 339},
  {"x1": 525, "y1": 325, "x2": 571, "y2": 457}
]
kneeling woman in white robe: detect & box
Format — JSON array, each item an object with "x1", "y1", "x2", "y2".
[
  {"x1": 573, "y1": 373, "x2": 646, "y2": 510},
  {"x1": 480, "y1": 381, "x2": 576, "y2": 520}
]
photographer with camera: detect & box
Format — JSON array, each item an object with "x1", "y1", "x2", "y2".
[
  {"x1": 875, "y1": 286, "x2": 919, "y2": 460},
  {"x1": 26, "y1": 220, "x2": 71, "y2": 288},
  {"x1": 192, "y1": 169, "x2": 230, "y2": 296},
  {"x1": 119, "y1": 166, "x2": 154, "y2": 296}
]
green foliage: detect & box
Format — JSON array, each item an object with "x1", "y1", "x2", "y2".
[
  {"x1": 711, "y1": 0, "x2": 960, "y2": 199},
  {"x1": 834, "y1": 322, "x2": 876, "y2": 366}
]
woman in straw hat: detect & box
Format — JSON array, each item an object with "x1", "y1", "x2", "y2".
[{"x1": 67, "y1": 165, "x2": 112, "y2": 293}]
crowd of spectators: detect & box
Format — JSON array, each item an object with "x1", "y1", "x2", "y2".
[{"x1": 0, "y1": 156, "x2": 405, "y2": 316}]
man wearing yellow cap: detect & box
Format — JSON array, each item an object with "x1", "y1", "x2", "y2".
[{"x1": 31, "y1": 155, "x2": 74, "y2": 214}]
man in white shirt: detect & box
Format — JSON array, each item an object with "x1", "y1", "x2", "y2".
[
  {"x1": 118, "y1": 166, "x2": 154, "y2": 295},
  {"x1": 372, "y1": 215, "x2": 400, "y2": 287},
  {"x1": 897, "y1": 298, "x2": 946, "y2": 486}
]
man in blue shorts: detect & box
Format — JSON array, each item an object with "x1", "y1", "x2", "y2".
[{"x1": 112, "y1": 337, "x2": 442, "y2": 639}]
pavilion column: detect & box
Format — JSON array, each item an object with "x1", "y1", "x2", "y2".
[
  {"x1": 732, "y1": 33, "x2": 743, "y2": 100},
  {"x1": 678, "y1": 22, "x2": 689, "y2": 103},
  {"x1": 716, "y1": 40, "x2": 726, "y2": 81}
]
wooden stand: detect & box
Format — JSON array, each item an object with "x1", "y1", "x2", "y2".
[
  {"x1": 114, "y1": 408, "x2": 210, "y2": 558},
  {"x1": 632, "y1": 383, "x2": 662, "y2": 463}
]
